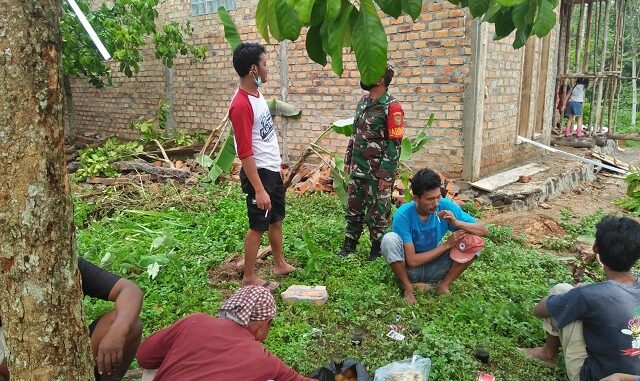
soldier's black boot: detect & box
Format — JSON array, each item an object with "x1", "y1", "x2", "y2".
[
  {"x1": 368, "y1": 240, "x2": 382, "y2": 261},
  {"x1": 337, "y1": 237, "x2": 358, "y2": 258}
]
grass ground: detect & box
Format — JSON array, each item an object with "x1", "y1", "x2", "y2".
[{"x1": 75, "y1": 182, "x2": 595, "y2": 380}]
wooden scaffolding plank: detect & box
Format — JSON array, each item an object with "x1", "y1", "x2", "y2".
[{"x1": 471, "y1": 163, "x2": 550, "y2": 192}]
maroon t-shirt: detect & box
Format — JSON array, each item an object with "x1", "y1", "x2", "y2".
[{"x1": 137, "y1": 313, "x2": 317, "y2": 381}]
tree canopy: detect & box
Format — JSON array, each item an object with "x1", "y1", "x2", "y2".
[
  {"x1": 61, "y1": 0, "x2": 207, "y2": 87},
  {"x1": 256, "y1": 0, "x2": 559, "y2": 84}
]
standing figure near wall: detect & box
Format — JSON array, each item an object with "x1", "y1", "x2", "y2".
[{"x1": 337, "y1": 66, "x2": 404, "y2": 261}]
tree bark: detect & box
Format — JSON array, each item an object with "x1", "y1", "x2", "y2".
[
  {"x1": 632, "y1": 29, "x2": 638, "y2": 125},
  {"x1": 607, "y1": 132, "x2": 640, "y2": 141},
  {"x1": 63, "y1": 75, "x2": 78, "y2": 138},
  {"x1": 0, "y1": 1, "x2": 94, "y2": 380}
]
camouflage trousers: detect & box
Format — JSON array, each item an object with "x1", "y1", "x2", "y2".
[{"x1": 344, "y1": 176, "x2": 393, "y2": 243}]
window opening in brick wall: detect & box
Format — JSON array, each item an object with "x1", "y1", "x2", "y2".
[{"x1": 191, "y1": 0, "x2": 236, "y2": 16}]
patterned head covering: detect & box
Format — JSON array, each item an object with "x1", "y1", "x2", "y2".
[{"x1": 217, "y1": 285, "x2": 277, "y2": 327}]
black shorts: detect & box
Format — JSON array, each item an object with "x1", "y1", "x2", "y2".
[{"x1": 240, "y1": 168, "x2": 285, "y2": 232}]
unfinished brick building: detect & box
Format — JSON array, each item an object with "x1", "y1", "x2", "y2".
[{"x1": 68, "y1": 0, "x2": 558, "y2": 180}]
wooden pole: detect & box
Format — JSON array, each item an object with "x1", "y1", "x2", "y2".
[
  {"x1": 575, "y1": 0, "x2": 587, "y2": 71},
  {"x1": 593, "y1": 0, "x2": 611, "y2": 135},
  {"x1": 565, "y1": 0, "x2": 574, "y2": 74},
  {"x1": 582, "y1": 2, "x2": 593, "y2": 73}
]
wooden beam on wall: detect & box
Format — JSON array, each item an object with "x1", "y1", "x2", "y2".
[{"x1": 462, "y1": 20, "x2": 489, "y2": 182}]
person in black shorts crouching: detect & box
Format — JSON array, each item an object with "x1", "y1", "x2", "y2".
[{"x1": 0, "y1": 258, "x2": 143, "y2": 380}]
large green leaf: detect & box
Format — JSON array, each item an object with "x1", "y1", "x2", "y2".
[
  {"x1": 496, "y1": 0, "x2": 527, "y2": 5},
  {"x1": 468, "y1": 0, "x2": 490, "y2": 17},
  {"x1": 326, "y1": 0, "x2": 341, "y2": 21},
  {"x1": 483, "y1": 0, "x2": 502, "y2": 22},
  {"x1": 275, "y1": 0, "x2": 303, "y2": 41},
  {"x1": 511, "y1": 1, "x2": 529, "y2": 29},
  {"x1": 375, "y1": 0, "x2": 402, "y2": 18},
  {"x1": 399, "y1": 137, "x2": 413, "y2": 161},
  {"x1": 352, "y1": 0, "x2": 388, "y2": 85},
  {"x1": 330, "y1": 155, "x2": 349, "y2": 205},
  {"x1": 524, "y1": 0, "x2": 538, "y2": 25},
  {"x1": 310, "y1": 0, "x2": 327, "y2": 26},
  {"x1": 293, "y1": 0, "x2": 316, "y2": 23},
  {"x1": 326, "y1": 4, "x2": 353, "y2": 76},
  {"x1": 206, "y1": 130, "x2": 237, "y2": 182},
  {"x1": 267, "y1": 99, "x2": 302, "y2": 118},
  {"x1": 195, "y1": 154, "x2": 213, "y2": 168},
  {"x1": 532, "y1": 0, "x2": 556, "y2": 37},
  {"x1": 494, "y1": 8, "x2": 516, "y2": 39},
  {"x1": 268, "y1": 0, "x2": 284, "y2": 41},
  {"x1": 306, "y1": 25, "x2": 327, "y2": 66},
  {"x1": 256, "y1": 0, "x2": 271, "y2": 43},
  {"x1": 332, "y1": 117, "x2": 354, "y2": 136},
  {"x1": 512, "y1": 24, "x2": 532, "y2": 48},
  {"x1": 401, "y1": 0, "x2": 423, "y2": 20},
  {"x1": 217, "y1": 7, "x2": 241, "y2": 50}
]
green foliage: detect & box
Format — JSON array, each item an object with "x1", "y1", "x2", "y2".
[
  {"x1": 61, "y1": 0, "x2": 207, "y2": 88},
  {"x1": 559, "y1": 209, "x2": 605, "y2": 237},
  {"x1": 196, "y1": 130, "x2": 237, "y2": 182},
  {"x1": 327, "y1": 113, "x2": 434, "y2": 205},
  {"x1": 76, "y1": 138, "x2": 143, "y2": 180},
  {"x1": 253, "y1": 0, "x2": 559, "y2": 84},
  {"x1": 217, "y1": 6, "x2": 242, "y2": 50},
  {"x1": 616, "y1": 171, "x2": 640, "y2": 214},
  {"x1": 77, "y1": 184, "x2": 571, "y2": 379}
]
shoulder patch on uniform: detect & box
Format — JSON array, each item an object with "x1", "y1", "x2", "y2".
[{"x1": 387, "y1": 102, "x2": 404, "y2": 139}]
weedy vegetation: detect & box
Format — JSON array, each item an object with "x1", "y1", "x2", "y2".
[{"x1": 76, "y1": 182, "x2": 595, "y2": 380}]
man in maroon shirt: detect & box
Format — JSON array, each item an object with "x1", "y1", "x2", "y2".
[{"x1": 137, "y1": 285, "x2": 317, "y2": 381}]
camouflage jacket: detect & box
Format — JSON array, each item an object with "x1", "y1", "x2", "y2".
[{"x1": 345, "y1": 92, "x2": 404, "y2": 182}]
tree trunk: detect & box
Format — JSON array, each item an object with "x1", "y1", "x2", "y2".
[
  {"x1": 63, "y1": 75, "x2": 78, "y2": 138},
  {"x1": 0, "y1": 1, "x2": 94, "y2": 380},
  {"x1": 632, "y1": 30, "x2": 638, "y2": 125}
]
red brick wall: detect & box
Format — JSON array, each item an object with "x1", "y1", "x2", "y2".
[{"x1": 69, "y1": 1, "x2": 552, "y2": 179}]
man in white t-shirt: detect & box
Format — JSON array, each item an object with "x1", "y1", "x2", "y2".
[{"x1": 228, "y1": 42, "x2": 296, "y2": 290}]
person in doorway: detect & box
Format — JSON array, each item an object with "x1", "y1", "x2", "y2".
[
  {"x1": 137, "y1": 285, "x2": 318, "y2": 381},
  {"x1": 522, "y1": 216, "x2": 640, "y2": 381},
  {"x1": 380, "y1": 168, "x2": 488, "y2": 303},
  {"x1": 228, "y1": 42, "x2": 296, "y2": 290},
  {"x1": 0, "y1": 259, "x2": 143, "y2": 381},
  {"x1": 564, "y1": 77, "x2": 589, "y2": 137},
  {"x1": 337, "y1": 66, "x2": 405, "y2": 261}
]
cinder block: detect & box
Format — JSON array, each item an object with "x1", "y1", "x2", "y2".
[{"x1": 281, "y1": 285, "x2": 328, "y2": 305}]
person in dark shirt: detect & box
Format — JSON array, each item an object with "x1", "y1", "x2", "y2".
[
  {"x1": 137, "y1": 285, "x2": 317, "y2": 381},
  {"x1": 0, "y1": 258, "x2": 143, "y2": 381},
  {"x1": 522, "y1": 216, "x2": 640, "y2": 381}
]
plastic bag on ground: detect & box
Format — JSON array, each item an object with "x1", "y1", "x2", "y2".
[
  {"x1": 373, "y1": 354, "x2": 431, "y2": 381},
  {"x1": 310, "y1": 359, "x2": 371, "y2": 381}
]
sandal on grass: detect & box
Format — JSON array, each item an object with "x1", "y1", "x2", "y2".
[{"x1": 261, "y1": 280, "x2": 280, "y2": 292}]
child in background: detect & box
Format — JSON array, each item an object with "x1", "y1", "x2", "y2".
[{"x1": 564, "y1": 77, "x2": 589, "y2": 138}]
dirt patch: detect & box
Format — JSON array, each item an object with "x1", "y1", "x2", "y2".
[{"x1": 521, "y1": 215, "x2": 566, "y2": 244}]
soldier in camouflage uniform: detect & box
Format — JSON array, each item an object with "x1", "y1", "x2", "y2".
[{"x1": 338, "y1": 67, "x2": 404, "y2": 260}]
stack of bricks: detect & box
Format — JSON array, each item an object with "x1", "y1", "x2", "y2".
[{"x1": 67, "y1": 0, "x2": 555, "y2": 181}]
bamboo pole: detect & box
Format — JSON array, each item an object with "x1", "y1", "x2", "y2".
[
  {"x1": 588, "y1": 0, "x2": 601, "y2": 129},
  {"x1": 592, "y1": 0, "x2": 611, "y2": 135},
  {"x1": 565, "y1": 1, "x2": 574, "y2": 74},
  {"x1": 575, "y1": 0, "x2": 587, "y2": 70},
  {"x1": 582, "y1": 2, "x2": 593, "y2": 73}
]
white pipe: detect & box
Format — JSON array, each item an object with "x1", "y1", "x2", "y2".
[
  {"x1": 65, "y1": 0, "x2": 111, "y2": 60},
  {"x1": 517, "y1": 136, "x2": 628, "y2": 175}
]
